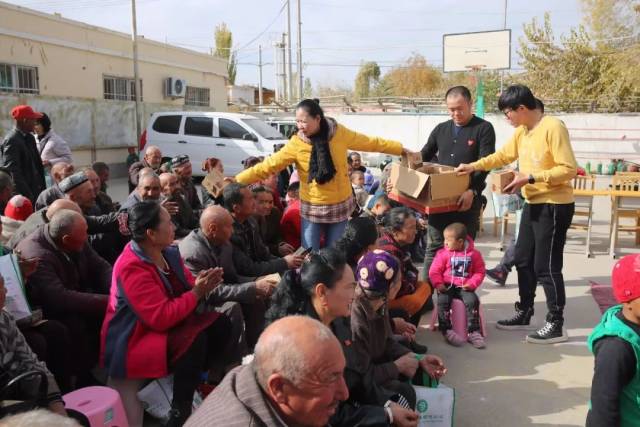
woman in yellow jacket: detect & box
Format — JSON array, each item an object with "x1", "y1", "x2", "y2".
[{"x1": 236, "y1": 99, "x2": 410, "y2": 250}]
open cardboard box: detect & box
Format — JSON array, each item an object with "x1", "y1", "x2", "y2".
[
  {"x1": 491, "y1": 170, "x2": 515, "y2": 194},
  {"x1": 388, "y1": 155, "x2": 469, "y2": 214},
  {"x1": 201, "y1": 169, "x2": 226, "y2": 198}
]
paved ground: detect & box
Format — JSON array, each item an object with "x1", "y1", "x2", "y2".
[{"x1": 108, "y1": 176, "x2": 636, "y2": 426}]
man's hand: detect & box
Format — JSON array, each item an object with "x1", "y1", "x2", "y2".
[
  {"x1": 193, "y1": 268, "x2": 223, "y2": 299},
  {"x1": 455, "y1": 163, "x2": 475, "y2": 176},
  {"x1": 14, "y1": 250, "x2": 38, "y2": 279},
  {"x1": 419, "y1": 354, "x2": 447, "y2": 380},
  {"x1": 457, "y1": 189, "x2": 474, "y2": 212},
  {"x1": 392, "y1": 317, "x2": 417, "y2": 337},
  {"x1": 255, "y1": 277, "x2": 278, "y2": 299},
  {"x1": 389, "y1": 402, "x2": 419, "y2": 427},
  {"x1": 284, "y1": 254, "x2": 304, "y2": 269},
  {"x1": 503, "y1": 172, "x2": 529, "y2": 194},
  {"x1": 278, "y1": 242, "x2": 295, "y2": 256},
  {"x1": 161, "y1": 200, "x2": 179, "y2": 215},
  {"x1": 42, "y1": 160, "x2": 51, "y2": 167},
  {"x1": 394, "y1": 353, "x2": 419, "y2": 378}
]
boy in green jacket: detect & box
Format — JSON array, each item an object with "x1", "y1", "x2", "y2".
[{"x1": 587, "y1": 254, "x2": 640, "y2": 426}]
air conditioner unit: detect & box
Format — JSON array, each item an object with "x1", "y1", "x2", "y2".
[{"x1": 165, "y1": 77, "x2": 187, "y2": 98}]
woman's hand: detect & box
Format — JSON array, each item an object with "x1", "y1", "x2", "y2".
[
  {"x1": 455, "y1": 163, "x2": 476, "y2": 175},
  {"x1": 193, "y1": 267, "x2": 224, "y2": 299},
  {"x1": 48, "y1": 400, "x2": 67, "y2": 416},
  {"x1": 419, "y1": 354, "x2": 447, "y2": 380}
]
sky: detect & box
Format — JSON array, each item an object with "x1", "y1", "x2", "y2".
[{"x1": 7, "y1": 0, "x2": 585, "y2": 91}]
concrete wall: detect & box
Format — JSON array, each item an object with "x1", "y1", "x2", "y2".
[
  {"x1": 334, "y1": 112, "x2": 640, "y2": 165},
  {"x1": 0, "y1": 1, "x2": 227, "y2": 109}
]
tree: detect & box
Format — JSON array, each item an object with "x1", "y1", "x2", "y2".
[
  {"x1": 377, "y1": 54, "x2": 442, "y2": 97},
  {"x1": 354, "y1": 61, "x2": 381, "y2": 99},
  {"x1": 214, "y1": 23, "x2": 237, "y2": 85},
  {"x1": 303, "y1": 77, "x2": 313, "y2": 98}
]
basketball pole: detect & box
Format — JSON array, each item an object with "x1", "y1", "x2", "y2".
[{"x1": 476, "y1": 71, "x2": 485, "y2": 119}]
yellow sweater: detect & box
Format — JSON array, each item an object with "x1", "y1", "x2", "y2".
[
  {"x1": 236, "y1": 124, "x2": 403, "y2": 205},
  {"x1": 471, "y1": 116, "x2": 577, "y2": 204}
]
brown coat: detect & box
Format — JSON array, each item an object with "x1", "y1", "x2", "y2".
[{"x1": 185, "y1": 363, "x2": 289, "y2": 427}]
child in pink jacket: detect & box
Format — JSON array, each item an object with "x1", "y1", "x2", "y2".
[{"x1": 429, "y1": 222, "x2": 486, "y2": 348}]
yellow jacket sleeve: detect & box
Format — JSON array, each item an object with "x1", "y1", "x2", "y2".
[
  {"x1": 530, "y1": 123, "x2": 577, "y2": 185},
  {"x1": 342, "y1": 125, "x2": 404, "y2": 155},
  {"x1": 235, "y1": 140, "x2": 297, "y2": 184},
  {"x1": 471, "y1": 132, "x2": 519, "y2": 171}
]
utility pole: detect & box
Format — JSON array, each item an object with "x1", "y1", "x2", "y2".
[
  {"x1": 500, "y1": 0, "x2": 508, "y2": 93},
  {"x1": 258, "y1": 45, "x2": 264, "y2": 106},
  {"x1": 296, "y1": 0, "x2": 302, "y2": 101},
  {"x1": 286, "y1": 0, "x2": 293, "y2": 101},
  {"x1": 273, "y1": 36, "x2": 286, "y2": 102},
  {"x1": 131, "y1": 0, "x2": 142, "y2": 145}
]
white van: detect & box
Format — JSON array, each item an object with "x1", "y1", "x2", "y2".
[{"x1": 140, "y1": 112, "x2": 288, "y2": 177}]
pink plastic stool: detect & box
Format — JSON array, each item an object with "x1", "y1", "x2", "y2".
[
  {"x1": 430, "y1": 296, "x2": 487, "y2": 339},
  {"x1": 64, "y1": 386, "x2": 129, "y2": 427}
]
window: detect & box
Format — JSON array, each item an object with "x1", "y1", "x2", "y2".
[
  {"x1": 242, "y1": 118, "x2": 285, "y2": 140},
  {"x1": 152, "y1": 115, "x2": 182, "y2": 134},
  {"x1": 219, "y1": 118, "x2": 248, "y2": 139},
  {"x1": 184, "y1": 117, "x2": 213, "y2": 137},
  {"x1": 185, "y1": 86, "x2": 210, "y2": 106},
  {"x1": 0, "y1": 63, "x2": 39, "y2": 94},
  {"x1": 103, "y1": 75, "x2": 142, "y2": 101}
]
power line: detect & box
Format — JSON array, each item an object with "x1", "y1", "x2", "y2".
[{"x1": 234, "y1": 0, "x2": 288, "y2": 53}]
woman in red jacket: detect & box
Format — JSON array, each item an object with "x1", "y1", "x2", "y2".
[{"x1": 100, "y1": 201, "x2": 229, "y2": 426}]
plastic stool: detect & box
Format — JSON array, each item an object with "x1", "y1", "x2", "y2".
[
  {"x1": 430, "y1": 296, "x2": 487, "y2": 340},
  {"x1": 64, "y1": 386, "x2": 129, "y2": 427}
]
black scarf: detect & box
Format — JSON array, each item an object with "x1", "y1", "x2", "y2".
[{"x1": 302, "y1": 118, "x2": 337, "y2": 185}]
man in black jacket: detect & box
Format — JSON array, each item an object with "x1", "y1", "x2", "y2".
[
  {"x1": 0, "y1": 105, "x2": 46, "y2": 203},
  {"x1": 420, "y1": 86, "x2": 496, "y2": 274},
  {"x1": 223, "y1": 183, "x2": 303, "y2": 278}
]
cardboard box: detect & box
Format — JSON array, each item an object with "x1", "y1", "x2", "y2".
[
  {"x1": 491, "y1": 170, "x2": 515, "y2": 194},
  {"x1": 201, "y1": 169, "x2": 226, "y2": 198},
  {"x1": 388, "y1": 159, "x2": 469, "y2": 214}
]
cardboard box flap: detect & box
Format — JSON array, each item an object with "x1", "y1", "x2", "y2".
[
  {"x1": 401, "y1": 152, "x2": 423, "y2": 170},
  {"x1": 396, "y1": 165, "x2": 430, "y2": 199},
  {"x1": 429, "y1": 171, "x2": 469, "y2": 200}
]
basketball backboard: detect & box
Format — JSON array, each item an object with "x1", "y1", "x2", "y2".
[{"x1": 443, "y1": 30, "x2": 511, "y2": 72}]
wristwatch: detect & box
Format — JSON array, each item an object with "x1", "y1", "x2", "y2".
[
  {"x1": 384, "y1": 401, "x2": 394, "y2": 423},
  {"x1": 528, "y1": 174, "x2": 535, "y2": 184}
]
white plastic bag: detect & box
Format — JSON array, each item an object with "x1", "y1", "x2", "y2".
[{"x1": 414, "y1": 382, "x2": 455, "y2": 426}]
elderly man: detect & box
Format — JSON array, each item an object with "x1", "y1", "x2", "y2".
[
  {"x1": 7, "y1": 199, "x2": 81, "y2": 249},
  {"x1": 0, "y1": 170, "x2": 15, "y2": 214},
  {"x1": 172, "y1": 155, "x2": 203, "y2": 216},
  {"x1": 186, "y1": 316, "x2": 349, "y2": 427},
  {"x1": 92, "y1": 161, "x2": 110, "y2": 193},
  {"x1": 159, "y1": 172, "x2": 197, "y2": 238},
  {"x1": 120, "y1": 171, "x2": 179, "y2": 217},
  {"x1": 34, "y1": 162, "x2": 75, "y2": 210},
  {"x1": 252, "y1": 186, "x2": 293, "y2": 257},
  {"x1": 0, "y1": 105, "x2": 46, "y2": 203},
  {"x1": 83, "y1": 167, "x2": 117, "y2": 214},
  {"x1": 224, "y1": 183, "x2": 302, "y2": 278},
  {"x1": 128, "y1": 145, "x2": 163, "y2": 192},
  {"x1": 180, "y1": 206, "x2": 278, "y2": 352},
  {"x1": 16, "y1": 209, "x2": 111, "y2": 385}
]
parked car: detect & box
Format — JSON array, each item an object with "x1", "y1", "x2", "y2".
[
  {"x1": 265, "y1": 117, "x2": 297, "y2": 139},
  {"x1": 140, "y1": 112, "x2": 288, "y2": 176}
]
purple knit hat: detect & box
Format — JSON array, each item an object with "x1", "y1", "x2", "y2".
[{"x1": 356, "y1": 250, "x2": 399, "y2": 294}]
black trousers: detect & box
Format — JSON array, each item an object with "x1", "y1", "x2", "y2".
[
  {"x1": 422, "y1": 196, "x2": 482, "y2": 279},
  {"x1": 436, "y1": 287, "x2": 480, "y2": 333},
  {"x1": 515, "y1": 202, "x2": 574, "y2": 322},
  {"x1": 172, "y1": 314, "x2": 231, "y2": 411}
]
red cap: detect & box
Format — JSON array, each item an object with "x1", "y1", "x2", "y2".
[
  {"x1": 11, "y1": 105, "x2": 43, "y2": 120},
  {"x1": 612, "y1": 254, "x2": 640, "y2": 303},
  {"x1": 4, "y1": 195, "x2": 33, "y2": 221}
]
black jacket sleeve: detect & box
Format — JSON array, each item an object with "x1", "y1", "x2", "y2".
[
  {"x1": 586, "y1": 337, "x2": 637, "y2": 427},
  {"x1": 230, "y1": 244, "x2": 288, "y2": 277},
  {"x1": 421, "y1": 126, "x2": 439, "y2": 163},
  {"x1": 469, "y1": 122, "x2": 496, "y2": 193},
  {"x1": 2, "y1": 139, "x2": 32, "y2": 201},
  {"x1": 85, "y1": 212, "x2": 120, "y2": 234}
]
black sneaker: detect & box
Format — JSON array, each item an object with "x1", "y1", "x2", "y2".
[
  {"x1": 496, "y1": 302, "x2": 536, "y2": 330},
  {"x1": 408, "y1": 340, "x2": 428, "y2": 354},
  {"x1": 526, "y1": 320, "x2": 568, "y2": 344},
  {"x1": 486, "y1": 267, "x2": 508, "y2": 286}
]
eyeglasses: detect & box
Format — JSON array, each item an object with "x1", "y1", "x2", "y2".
[{"x1": 502, "y1": 109, "x2": 513, "y2": 117}]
